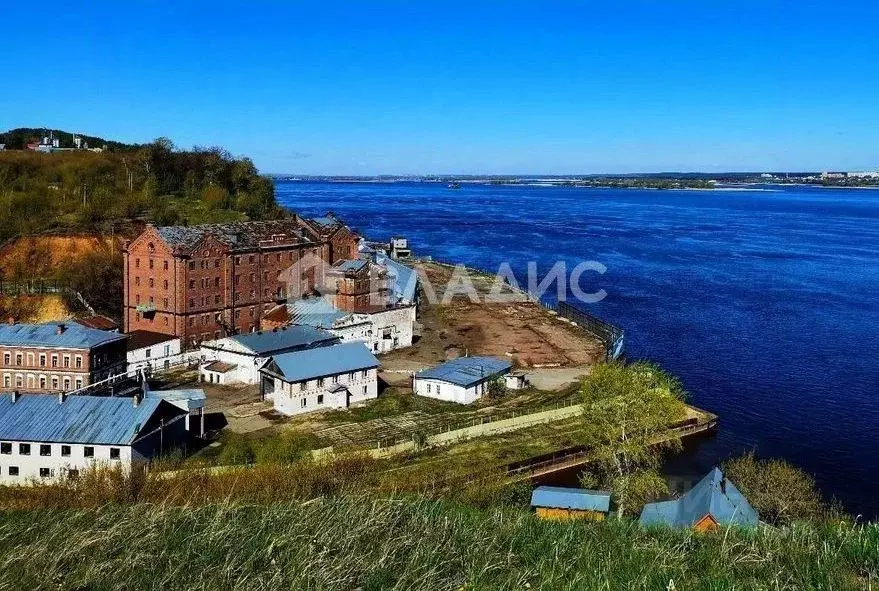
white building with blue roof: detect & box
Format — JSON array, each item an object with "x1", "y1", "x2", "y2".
[
  {"x1": 0, "y1": 391, "x2": 188, "y2": 484},
  {"x1": 413, "y1": 356, "x2": 522, "y2": 404},
  {"x1": 199, "y1": 325, "x2": 340, "y2": 385},
  {"x1": 259, "y1": 342, "x2": 380, "y2": 415}
]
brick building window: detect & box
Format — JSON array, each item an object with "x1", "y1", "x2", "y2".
[
  {"x1": 135, "y1": 258, "x2": 140, "y2": 268},
  {"x1": 189, "y1": 299, "x2": 195, "y2": 309},
  {"x1": 164, "y1": 280, "x2": 168, "y2": 290},
  {"x1": 214, "y1": 277, "x2": 220, "y2": 288},
  {"x1": 149, "y1": 278, "x2": 154, "y2": 288},
  {"x1": 149, "y1": 259, "x2": 154, "y2": 270},
  {"x1": 189, "y1": 280, "x2": 196, "y2": 289},
  {"x1": 164, "y1": 261, "x2": 169, "y2": 270},
  {"x1": 135, "y1": 277, "x2": 140, "y2": 286},
  {"x1": 189, "y1": 262, "x2": 195, "y2": 270}
]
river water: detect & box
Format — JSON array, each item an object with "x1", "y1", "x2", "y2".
[{"x1": 276, "y1": 180, "x2": 879, "y2": 517}]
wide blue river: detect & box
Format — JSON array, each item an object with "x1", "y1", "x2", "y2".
[{"x1": 277, "y1": 180, "x2": 879, "y2": 517}]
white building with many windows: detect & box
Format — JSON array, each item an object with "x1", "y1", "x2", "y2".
[
  {"x1": 198, "y1": 325, "x2": 340, "y2": 385},
  {"x1": 259, "y1": 342, "x2": 380, "y2": 416},
  {"x1": 0, "y1": 391, "x2": 188, "y2": 484}
]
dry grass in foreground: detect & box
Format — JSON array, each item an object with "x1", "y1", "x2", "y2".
[{"x1": 0, "y1": 496, "x2": 877, "y2": 590}]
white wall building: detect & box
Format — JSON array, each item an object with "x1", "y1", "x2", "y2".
[
  {"x1": 260, "y1": 342, "x2": 380, "y2": 416},
  {"x1": 413, "y1": 356, "x2": 520, "y2": 405},
  {"x1": 126, "y1": 330, "x2": 185, "y2": 373},
  {"x1": 199, "y1": 325, "x2": 339, "y2": 385},
  {"x1": 0, "y1": 392, "x2": 187, "y2": 484},
  {"x1": 280, "y1": 297, "x2": 415, "y2": 354}
]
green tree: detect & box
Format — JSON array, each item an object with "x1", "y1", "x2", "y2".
[
  {"x1": 486, "y1": 376, "x2": 507, "y2": 399},
  {"x1": 723, "y1": 452, "x2": 834, "y2": 525},
  {"x1": 579, "y1": 361, "x2": 687, "y2": 518}
]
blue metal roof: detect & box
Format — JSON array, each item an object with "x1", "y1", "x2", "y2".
[
  {"x1": 639, "y1": 468, "x2": 759, "y2": 528},
  {"x1": 415, "y1": 356, "x2": 512, "y2": 388},
  {"x1": 0, "y1": 394, "x2": 169, "y2": 445},
  {"x1": 0, "y1": 322, "x2": 126, "y2": 350},
  {"x1": 145, "y1": 388, "x2": 206, "y2": 410},
  {"x1": 288, "y1": 298, "x2": 351, "y2": 330},
  {"x1": 264, "y1": 342, "x2": 379, "y2": 383},
  {"x1": 228, "y1": 325, "x2": 339, "y2": 355},
  {"x1": 375, "y1": 254, "x2": 418, "y2": 304},
  {"x1": 531, "y1": 486, "x2": 611, "y2": 512}
]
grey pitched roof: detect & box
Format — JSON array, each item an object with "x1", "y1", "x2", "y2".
[
  {"x1": 287, "y1": 298, "x2": 352, "y2": 330},
  {"x1": 154, "y1": 220, "x2": 315, "y2": 252},
  {"x1": 639, "y1": 468, "x2": 759, "y2": 528},
  {"x1": 0, "y1": 394, "x2": 177, "y2": 445},
  {"x1": 415, "y1": 356, "x2": 512, "y2": 388},
  {"x1": 228, "y1": 325, "x2": 339, "y2": 356},
  {"x1": 375, "y1": 254, "x2": 418, "y2": 304},
  {"x1": 264, "y1": 342, "x2": 379, "y2": 383},
  {"x1": 531, "y1": 486, "x2": 611, "y2": 512},
  {"x1": 0, "y1": 322, "x2": 126, "y2": 350}
]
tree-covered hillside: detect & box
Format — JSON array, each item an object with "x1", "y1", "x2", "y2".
[{"x1": 0, "y1": 136, "x2": 286, "y2": 245}]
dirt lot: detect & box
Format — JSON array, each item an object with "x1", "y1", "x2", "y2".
[{"x1": 381, "y1": 261, "x2": 605, "y2": 370}]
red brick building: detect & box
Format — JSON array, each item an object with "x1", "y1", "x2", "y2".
[
  {"x1": 0, "y1": 321, "x2": 127, "y2": 393},
  {"x1": 123, "y1": 217, "x2": 360, "y2": 347},
  {"x1": 325, "y1": 259, "x2": 392, "y2": 312}
]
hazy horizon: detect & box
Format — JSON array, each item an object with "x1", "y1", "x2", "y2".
[{"x1": 3, "y1": 1, "x2": 878, "y2": 175}]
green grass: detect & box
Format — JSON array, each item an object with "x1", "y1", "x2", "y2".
[
  {"x1": 0, "y1": 496, "x2": 875, "y2": 590},
  {"x1": 320, "y1": 388, "x2": 471, "y2": 425}
]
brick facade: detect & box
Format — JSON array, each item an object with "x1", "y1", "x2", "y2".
[
  {"x1": 123, "y1": 219, "x2": 358, "y2": 348},
  {"x1": 0, "y1": 335, "x2": 127, "y2": 393}
]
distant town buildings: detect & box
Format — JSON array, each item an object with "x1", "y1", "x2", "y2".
[{"x1": 0, "y1": 321, "x2": 127, "y2": 393}]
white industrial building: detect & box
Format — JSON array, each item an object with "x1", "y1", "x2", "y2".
[
  {"x1": 0, "y1": 391, "x2": 188, "y2": 484},
  {"x1": 273, "y1": 297, "x2": 415, "y2": 354},
  {"x1": 413, "y1": 356, "x2": 524, "y2": 405},
  {"x1": 199, "y1": 325, "x2": 340, "y2": 385},
  {"x1": 126, "y1": 330, "x2": 185, "y2": 373},
  {"x1": 259, "y1": 342, "x2": 380, "y2": 416}
]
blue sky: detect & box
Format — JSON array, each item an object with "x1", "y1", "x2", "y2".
[{"x1": 2, "y1": 1, "x2": 878, "y2": 174}]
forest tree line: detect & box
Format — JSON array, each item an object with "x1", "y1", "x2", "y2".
[
  {"x1": 0, "y1": 135, "x2": 287, "y2": 319},
  {"x1": 0, "y1": 136, "x2": 286, "y2": 245}
]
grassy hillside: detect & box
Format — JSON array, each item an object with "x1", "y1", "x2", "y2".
[{"x1": 0, "y1": 496, "x2": 875, "y2": 590}]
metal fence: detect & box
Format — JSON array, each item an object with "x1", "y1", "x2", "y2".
[
  {"x1": 551, "y1": 301, "x2": 625, "y2": 361},
  {"x1": 0, "y1": 279, "x2": 68, "y2": 296}
]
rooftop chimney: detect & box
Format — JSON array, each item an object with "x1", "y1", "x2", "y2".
[
  {"x1": 11, "y1": 390, "x2": 20, "y2": 402},
  {"x1": 58, "y1": 392, "x2": 67, "y2": 404},
  {"x1": 56, "y1": 323, "x2": 66, "y2": 335},
  {"x1": 7, "y1": 317, "x2": 14, "y2": 325},
  {"x1": 133, "y1": 393, "x2": 141, "y2": 408}
]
